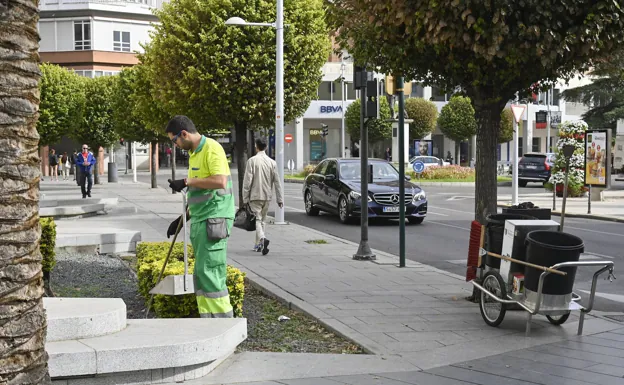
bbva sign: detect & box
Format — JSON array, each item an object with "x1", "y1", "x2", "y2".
[{"x1": 320, "y1": 106, "x2": 343, "y2": 114}]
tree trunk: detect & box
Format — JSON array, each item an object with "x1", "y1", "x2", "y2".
[
  {"x1": 93, "y1": 158, "x2": 100, "y2": 185},
  {"x1": 151, "y1": 141, "x2": 157, "y2": 188},
  {"x1": 473, "y1": 101, "x2": 506, "y2": 224},
  {"x1": 0, "y1": 0, "x2": 51, "y2": 381},
  {"x1": 234, "y1": 122, "x2": 248, "y2": 205}
]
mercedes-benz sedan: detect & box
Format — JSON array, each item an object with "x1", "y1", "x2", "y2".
[{"x1": 302, "y1": 158, "x2": 427, "y2": 224}]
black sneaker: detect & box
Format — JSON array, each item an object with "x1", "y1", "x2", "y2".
[
  {"x1": 82, "y1": 194, "x2": 86, "y2": 199},
  {"x1": 87, "y1": 192, "x2": 91, "y2": 198},
  {"x1": 262, "y1": 238, "x2": 270, "y2": 255}
]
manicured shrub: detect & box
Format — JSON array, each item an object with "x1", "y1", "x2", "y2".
[
  {"x1": 40, "y1": 217, "x2": 57, "y2": 274},
  {"x1": 137, "y1": 241, "x2": 245, "y2": 318}
]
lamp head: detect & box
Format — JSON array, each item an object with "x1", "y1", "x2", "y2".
[{"x1": 225, "y1": 17, "x2": 246, "y2": 25}]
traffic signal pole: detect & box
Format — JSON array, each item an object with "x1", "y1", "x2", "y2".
[{"x1": 397, "y1": 76, "x2": 406, "y2": 268}]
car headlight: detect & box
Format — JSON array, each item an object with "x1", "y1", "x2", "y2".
[
  {"x1": 349, "y1": 191, "x2": 372, "y2": 202},
  {"x1": 412, "y1": 190, "x2": 426, "y2": 202}
]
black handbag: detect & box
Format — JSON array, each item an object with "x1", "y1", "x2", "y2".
[{"x1": 234, "y1": 204, "x2": 256, "y2": 231}]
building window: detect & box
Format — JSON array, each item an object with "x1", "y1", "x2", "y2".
[
  {"x1": 74, "y1": 21, "x2": 91, "y2": 50},
  {"x1": 318, "y1": 81, "x2": 333, "y2": 101},
  {"x1": 532, "y1": 137, "x2": 541, "y2": 153},
  {"x1": 411, "y1": 82, "x2": 424, "y2": 98},
  {"x1": 113, "y1": 31, "x2": 131, "y2": 52},
  {"x1": 430, "y1": 86, "x2": 446, "y2": 102},
  {"x1": 346, "y1": 82, "x2": 356, "y2": 100}
]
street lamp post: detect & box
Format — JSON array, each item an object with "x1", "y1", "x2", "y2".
[
  {"x1": 225, "y1": 2, "x2": 286, "y2": 224},
  {"x1": 340, "y1": 60, "x2": 346, "y2": 158}
]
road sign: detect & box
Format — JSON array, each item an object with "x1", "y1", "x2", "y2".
[
  {"x1": 511, "y1": 105, "x2": 526, "y2": 123},
  {"x1": 412, "y1": 161, "x2": 425, "y2": 173},
  {"x1": 284, "y1": 134, "x2": 293, "y2": 143}
]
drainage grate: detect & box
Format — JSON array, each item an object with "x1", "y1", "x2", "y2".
[{"x1": 604, "y1": 315, "x2": 624, "y2": 322}]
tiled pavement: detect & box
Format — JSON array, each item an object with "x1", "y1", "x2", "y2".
[{"x1": 219, "y1": 328, "x2": 624, "y2": 384}]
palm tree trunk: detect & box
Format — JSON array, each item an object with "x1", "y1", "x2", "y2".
[{"x1": 0, "y1": 0, "x2": 51, "y2": 383}]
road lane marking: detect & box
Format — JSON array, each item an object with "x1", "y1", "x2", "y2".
[
  {"x1": 428, "y1": 205, "x2": 474, "y2": 215},
  {"x1": 427, "y1": 220, "x2": 471, "y2": 231},
  {"x1": 565, "y1": 226, "x2": 624, "y2": 238},
  {"x1": 427, "y1": 212, "x2": 449, "y2": 216},
  {"x1": 582, "y1": 252, "x2": 614, "y2": 259}
]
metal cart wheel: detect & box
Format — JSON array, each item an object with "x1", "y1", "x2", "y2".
[
  {"x1": 546, "y1": 312, "x2": 570, "y2": 325},
  {"x1": 479, "y1": 271, "x2": 507, "y2": 327}
]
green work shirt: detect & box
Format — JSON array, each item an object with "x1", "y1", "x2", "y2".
[{"x1": 187, "y1": 135, "x2": 235, "y2": 224}]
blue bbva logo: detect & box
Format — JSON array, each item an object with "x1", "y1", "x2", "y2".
[{"x1": 320, "y1": 106, "x2": 343, "y2": 114}]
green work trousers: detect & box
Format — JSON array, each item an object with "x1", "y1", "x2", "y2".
[{"x1": 190, "y1": 219, "x2": 233, "y2": 318}]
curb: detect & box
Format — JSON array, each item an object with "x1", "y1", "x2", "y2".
[{"x1": 497, "y1": 203, "x2": 624, "y2": 224}]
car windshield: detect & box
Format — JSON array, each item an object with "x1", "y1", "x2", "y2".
[{"x1": 339, "y1": 162, "x2": 399, "y2": 181}]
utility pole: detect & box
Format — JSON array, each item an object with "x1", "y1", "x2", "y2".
[
  {"x1": 397, "y1": 76, "x2": 406, "y2": 268},
  {"x1": 341, "y1": 59, "x2": 346, "y2": 158},
  {"x1": 353, "y1": 66, "x2": 376, "y2": 261}
]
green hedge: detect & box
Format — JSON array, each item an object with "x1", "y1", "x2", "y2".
[
  {"x1": 40, "y1": 217, "x2": 57, "y2": 274},
  {"x1": 137, "y1": 242, "x2": 245, "y2": 318}
]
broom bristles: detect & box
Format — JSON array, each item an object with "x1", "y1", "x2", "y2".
[{"x1": 466, "y1": 220, "x2": 483, "y2": 281}]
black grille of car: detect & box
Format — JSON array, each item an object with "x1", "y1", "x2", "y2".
[{"x1": 373, "y1": 193, "x2": 413, "y2": 205}]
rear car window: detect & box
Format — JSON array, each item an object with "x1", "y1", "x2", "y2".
[{"x1": 520, "y1": 155, "x2": 546, "y2": 163}]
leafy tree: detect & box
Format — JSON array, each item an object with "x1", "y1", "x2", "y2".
[
  {"x1": 74, "y1": 76, "x2": 118, "y2": 184},
  {"x1": 438, "y1": 96, "x2": 477, "y2": 163},
  {"x1": 404, "y1": 97, "x2": 438, "y2": 140},
  {"x1": 0, "y1": 0, "x2": 51, "y2": 381},
  {"x1": 345, "y1": 98, "x2": 392, "y2": 153},
  {"x1": 328, "y1": 0, "x2": 624, "y2": 222},
  {"x1": 499, "y1": 108, "x2": 514, "y2": 144},
  {"x1": 38, "y1": 63, "x2": 85, "y2": 147},
  {"x1": 562, "y1": 50, "x2": 624, "y2": 132},
  {"x1": 112, "y1": 65, "x2": 169, "y2": 188},
  {"x1": 142, "y1": 0, "x2": 330, "y2": 203}
]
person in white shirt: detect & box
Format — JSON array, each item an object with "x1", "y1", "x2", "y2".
[{"x1": 242, "y1": 138, "x2": 284, "y2": 255}]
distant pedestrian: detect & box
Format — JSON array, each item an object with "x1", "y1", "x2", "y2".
[
  {"x1": 384, "y1": 147, "x2": 392, "y2": 162},
  {"x1": 242, "y1": 138, "x2": 284, "y2": 255},
  {"x1": 77, "y1": 144, "x2": 96, "y2": 198},
  {"x1": 60, "y1": 152, "x2": 69, "y2": 180},
  {"x1": 166, "y1": 146, "x2": 172, "y2": 167},
  {"x1": 70, "y1": 150, "x2": 78, "y2": 181},
  {"x1": 48, "y1": 149, "x2": 59, "y2": 181}
]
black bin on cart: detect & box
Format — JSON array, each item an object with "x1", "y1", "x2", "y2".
[
  {"x1": 485, "y1": 213, "x2": 535, "y2": 269},
  {"x1": 524, "y1": 231, "x2": 584, "y2": 295},
  {"x1": 502, "y1": 207, "x2": 552, "y2": 220}
]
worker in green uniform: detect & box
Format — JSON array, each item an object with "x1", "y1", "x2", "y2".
[{"x1": 165, "y1": 115, "x2": 235, "y2": 318}]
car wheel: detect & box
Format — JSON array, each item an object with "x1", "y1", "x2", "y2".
[
  {"x1": 519, "y1": 180, "x2": 528, "y2": 187},
  {"x1": 408, "y1": 217, "x2": 424, "y2": 225},
  {"x1": 338, "y1": 196, "x2": 351, "y2": 224},
  {"x1": 305, "y1": 190, "x2": 319, "y2": 216}
]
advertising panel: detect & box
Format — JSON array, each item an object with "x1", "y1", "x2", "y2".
[{"x1": 584, "y1": 129, "x2": 610, "y2": 187}]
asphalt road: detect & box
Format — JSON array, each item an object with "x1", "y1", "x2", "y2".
[{"x1": 125, "y1": 168, "x2": 624, "y2": 313}]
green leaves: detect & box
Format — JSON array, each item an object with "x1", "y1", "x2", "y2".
[
  {"x1": 37, "y1": 64, "x2": 85, "y2": 146},
  {"x1": 74, "y1": 76, "x2": 118, "y2": 150},
  {"x1": 499, "y1": 108, "x2": 514, "y2": 144},
  {"x1": 404, "y1": 97, "x2": 438, "y2": 139},
  {"x1": 438, "y1": 96, "x2": 477, "y2": 142},
  {"x1": 344, "y1": 98, "x2": 392, "y2": 143},
  {"x1": 142, "y1": 0, "x2": 330, "y2": 131}
]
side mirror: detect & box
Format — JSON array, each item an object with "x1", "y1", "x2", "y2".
[
  {"x1": 325, "y1": 174, "x2": 336, "y2": 181},
  {"x1": 405, "y1": 175, "x2": 411, "y2": 181}
]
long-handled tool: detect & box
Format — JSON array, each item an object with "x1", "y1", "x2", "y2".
[{"x1": 145, "y1": 192, "x2": 194, "y2": 318}]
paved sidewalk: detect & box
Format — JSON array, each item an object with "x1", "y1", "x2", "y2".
[{"x1": 42, "y1": 179, "x2": 624, "y2": 383}]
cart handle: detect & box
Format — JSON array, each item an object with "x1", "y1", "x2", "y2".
[
  {"x1": 533, "y1": 260, "x2": 615, "y2": 335},
  {"x1": 485, "y1": 251, "x2": 567, "y2": 276}
]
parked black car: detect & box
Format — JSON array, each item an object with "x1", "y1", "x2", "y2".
[
  {"x1": 302, "y1": 158, "x2": 428, "y2": 224},
  {"x1": 518, "y1": 153, "x2": 555, "y2": 187}
]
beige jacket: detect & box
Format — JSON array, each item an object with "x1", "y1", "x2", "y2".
[{"x1": 242, "y1": 151, "x2": 284, "y2": 204}]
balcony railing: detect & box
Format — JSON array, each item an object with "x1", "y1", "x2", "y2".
[{"x1": 43, "y1": 0, "x2": 164, "y2": 9}]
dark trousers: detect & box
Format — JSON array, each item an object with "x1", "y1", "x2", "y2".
[{"x1": 79, "y1": 171, "x2": 93, "y2": 196}]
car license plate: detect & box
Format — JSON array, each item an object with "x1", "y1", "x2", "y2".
[
  {"x1": 527, "y1": 165, "x2": 537, "y2": 169},
  {"x1": 383, "y1": 206, "x2": 399, "y2": 213}
]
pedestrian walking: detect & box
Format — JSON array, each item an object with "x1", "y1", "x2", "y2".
[
  {"x1": 48, "y1": 149, "x2": 59, "y2": 181},
  {"x1": 384, "y1": 147, "x2": 392, "y2": 162},
  {"x1": 165, "y1": 115, "x2": 235, "y2": 319},
  {"x1": 70, "y1": 150, "x2": 78, "y2": 181},
  {"x1": 242, "y1": 138, "x2": 284, "y2": 255},
  {"x1": 77, "y1": 144, "x2": 96, "y2": 198},
  {"x1": 60, "y1": 152, "x2": 70, "y2": 180}
]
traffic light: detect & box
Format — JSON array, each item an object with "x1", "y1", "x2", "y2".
[
  {"x1": 119, "y1": 138, "x2": 125, "y2": 146},
  {"x1": 366, "y1": 80, "x2": 378, "y2": 118},
  {"x1": 321, "y1": 124, "x2": 329, "y2": 137}
]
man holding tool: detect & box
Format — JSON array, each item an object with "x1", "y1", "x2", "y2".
[{"x1": 165, "y1": 115, "x2": 235, "y2": 318}]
